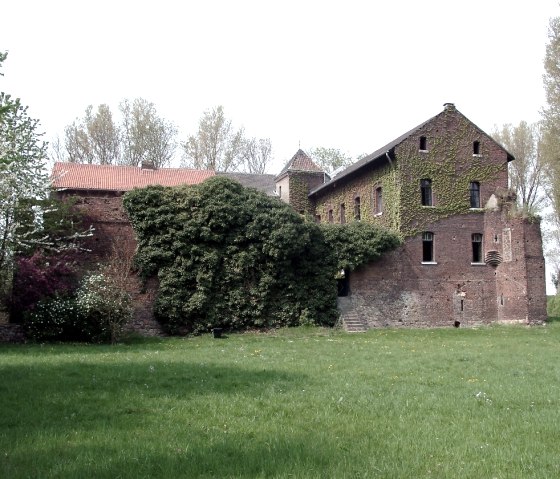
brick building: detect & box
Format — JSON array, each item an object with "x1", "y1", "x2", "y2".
[
  {"x1": 287, "y1": 103, "x2": 547, "y2": 328},
  {"x1": 50, "y1": 103, "x2": 547, "y2": 333}
]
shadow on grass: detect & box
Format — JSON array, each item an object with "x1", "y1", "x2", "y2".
[{"x1": 0, "y1": 358, "x2": 324, "y2": 478}]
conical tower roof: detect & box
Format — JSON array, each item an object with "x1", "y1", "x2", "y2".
[{"x1": 276, "y1": 149, "x2": 323, "y2": 179}]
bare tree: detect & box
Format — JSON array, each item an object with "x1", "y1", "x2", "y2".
[
  {"x1": 119, "y1": 98, "x2": 177, "y2": 168},
  {"x1": 181, "y1": 106, "x2": 245, "y2": 172},
  {"x1": 242, "y1": 137, "x2": 273, "y2": 174},
  {"x1": 64, "y1": 120, "x2": 93, "y2": 163},
  {"x1": 309, "y1": 147, "x2": 353, "y2": 175},
  {"x1": 62, "y1": 104, "x2": 119, "y2": 164},
  {"x1": 492, "y1": 121, "x2": 547, "y2": 214},
  {"x1": 86, "y1": 104, "x2": 120, "y2": 164},
  {"x1": 58, "y1": 99, "x2": 177, "y2": 167}
]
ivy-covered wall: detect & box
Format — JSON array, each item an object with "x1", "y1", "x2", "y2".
[
  {"x1": 311, "y1": 105, "x2": 509, "y2": 239},
  {"x1": 287, "y1": 171, "x2": 325, "y2": 215},
  {"x1": 313, "y1": 164, "x2": 400, "y2": 232},
  {"x1": 396, "y1": 107, "x2": 508, "y2": 237}
]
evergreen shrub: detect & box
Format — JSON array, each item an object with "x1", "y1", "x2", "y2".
[
  {"x1": 124, "y1": 177, "x2": 401, "y2": 334},
  {"x1": 124, "y1": 177, "x2": 339, "y2": 333}
]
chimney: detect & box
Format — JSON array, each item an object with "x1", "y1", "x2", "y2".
[
  {"x1": 443, "y1": 102, "x2": 456, "y2": 111},
  {"x1": 141, "y1": 160, "x2": 156, "y2": 170}
]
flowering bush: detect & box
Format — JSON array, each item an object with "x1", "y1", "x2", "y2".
[
  {"x1": 24, "y1": 296, "x2": 81, "y2": 342},
  {"x1": 76, "y1": 273, "x2": 133, "y2": 343},
  {"x1": 24, "y1": 271, "x2": 132, "y2": 343}
]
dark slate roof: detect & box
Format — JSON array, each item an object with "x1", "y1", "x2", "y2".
[
  {"x1": 309, "y1": 104, "x2": 514, "y2": 197},
  {"x1": 218, "y1": 172, "x2": 277, "y2": 196},
  {"x1": 276, "y1": 149, "x2": 324, "y2": 179}
]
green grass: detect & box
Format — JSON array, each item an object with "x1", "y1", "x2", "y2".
[{"x1": 2, "y1": 324, "x2": 560, "y2": 478}]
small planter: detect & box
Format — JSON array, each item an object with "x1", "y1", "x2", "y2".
[{"x1": 212, "y1": 328, "x2": 223, "y2": 338}]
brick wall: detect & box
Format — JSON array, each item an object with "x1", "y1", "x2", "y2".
[
  {"x1": 342, "y1": 208, "x2": 547, "y2": 328},
  {"x1": 58, "y1": 190, "x2": 165, "y2": 336},
  {"x1": 346, "y1": 213, "x2": 499, "y2": 327}
]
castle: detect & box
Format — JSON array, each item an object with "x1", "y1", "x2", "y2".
[{"x1": 51, "y1": 104, "x2": 547, "y2": 332}]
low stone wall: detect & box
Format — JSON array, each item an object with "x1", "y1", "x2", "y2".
[{"x1": 0, "y1": 323, "x2": 26, "y2": 343}]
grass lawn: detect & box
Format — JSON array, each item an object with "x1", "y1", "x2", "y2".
[{"x1": 1, "y1": 323, "x2": 560, "y2": 478}]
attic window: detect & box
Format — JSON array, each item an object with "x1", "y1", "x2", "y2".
[
  {"x1": 473, "y1": 141, "x2": 480, "y2": 155},
  {"x1": 419, "y1": 136, "x2": 427, "y2": 151}
]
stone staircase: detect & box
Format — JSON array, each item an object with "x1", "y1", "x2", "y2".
[
  {"x1": 342, "y1": 311, "x2": 368, "y2": 332},
  {"x1": 337, "y1": 297, "x2": 368, "y2": 332}
]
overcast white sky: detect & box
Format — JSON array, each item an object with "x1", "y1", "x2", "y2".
[{"x1": 1, "y1": 0, "x2": 558, "y2": 173}]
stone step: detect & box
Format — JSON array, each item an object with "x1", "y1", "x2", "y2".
[{"x1": 342, "y1": 314, "x2": 368, "y2": 333}]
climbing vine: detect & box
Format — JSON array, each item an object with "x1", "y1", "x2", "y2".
[{"x1": 312, "y1": 110, "x2": 509, "y2": 238}]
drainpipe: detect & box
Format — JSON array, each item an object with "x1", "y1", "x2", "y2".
[{"x1": 385, "y1": 151, "x2": 393, "y2": 166}]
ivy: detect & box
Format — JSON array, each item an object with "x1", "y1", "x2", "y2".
[
  {"x1": 321, "y1": 222, "x2": 401, "y2": 271},
  {"x1": 313, "y1": 111, "x2": 508, "y2": 238},
  {"x1": 124, "y1": 177, "x2": 339, "y2": 334}
]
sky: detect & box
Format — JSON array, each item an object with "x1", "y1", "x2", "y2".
[{"x1": 1, "y1": 0, "x2": 559, "y2": 174}]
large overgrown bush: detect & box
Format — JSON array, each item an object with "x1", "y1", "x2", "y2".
[{"x1": 124, "y1": 177, "x2": 339, "y2": 334}]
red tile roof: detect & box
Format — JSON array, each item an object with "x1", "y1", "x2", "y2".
[{"x1": 51, "y1": 162, "x2": 215, "y2": 191}]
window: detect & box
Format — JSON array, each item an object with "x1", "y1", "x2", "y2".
[
  {"x1": 473, "y1": 141, "x2": 480, "y2": 155},
  {"x1": 421, "y1": 179, "x2": 433, "y2": 206},
  {"x1": 374, "y1": 187, "x2": 383, "y2": 215},
  {"x1": 340, "y1": 203, "x2": 346, "y2": 224},
  {"x1": 278, "y1": 185, "x2": 282, "y2": 198},
  {"x1": 315, "y1": 214, "x2": 321, "y2": 223},
  {"x1": 469, "y1": 181, "x2": 480, "y2": 208},
  {"x1": 472, "y1": 233, "x2": 483, "y2": 263},
  {"x1": 419, "y1": 136, "x2": 427, "y2": 151},
  {"x1": 354, "y1": 197, "x2": 361, "y2": 221},
  {"x1": 422, "y1": 232, "x2": 434, "y2": 262},
  {"x1": 328, "y1": 209, "x2": 334, "y2": 223}
]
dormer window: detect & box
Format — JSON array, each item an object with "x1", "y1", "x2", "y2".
[
  {"x1": 473, "y1": 141, "x2": 480, "y2": 155},
  {"x1": 419, "y1": 136, "x2": 427, "y2": 151}
]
